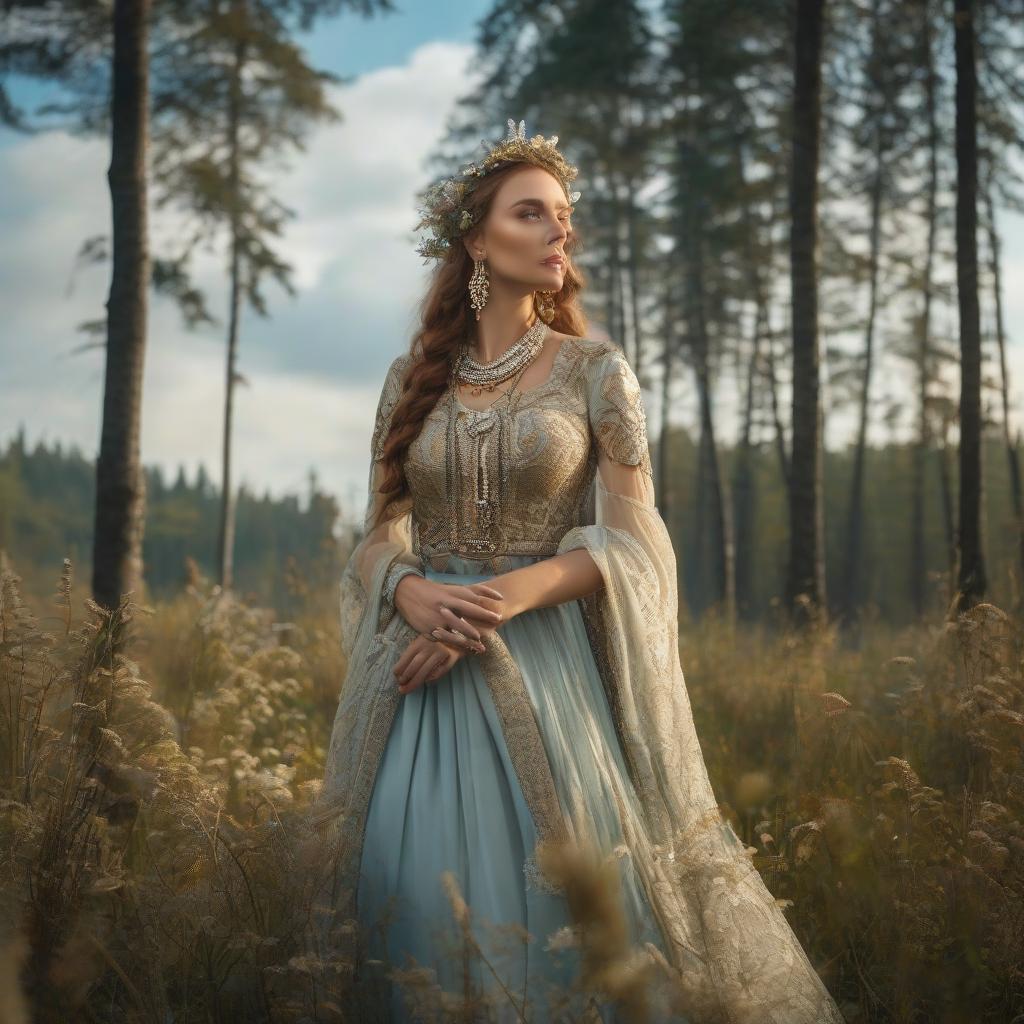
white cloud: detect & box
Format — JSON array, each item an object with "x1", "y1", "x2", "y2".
[{"x1": 0, "y1": 39, "x2": 478, "y2": 512}]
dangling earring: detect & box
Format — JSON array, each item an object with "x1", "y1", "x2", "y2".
[
  {"x1": 469, "y1": 255, "x2": 490, "y2": 320},
  {"x1": 534, "y1": 290, "x2": 556, "y2": 325}
]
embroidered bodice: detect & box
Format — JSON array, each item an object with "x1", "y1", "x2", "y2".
[{"x1": 372, "y1": 335, "x2": 652, "y2": 573}]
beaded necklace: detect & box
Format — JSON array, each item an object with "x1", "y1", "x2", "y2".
[{"x1": 455, "y1": 317, "x2": 548, "y2": 397}]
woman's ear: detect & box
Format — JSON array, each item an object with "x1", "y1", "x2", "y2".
[{"x1": 462, "y1": 229, "x2": 483, "y2": 261}]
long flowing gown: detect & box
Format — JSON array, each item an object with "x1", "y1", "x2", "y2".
[{"x1": 311, "y1": 334, "x2": 846, "y2": 1023}]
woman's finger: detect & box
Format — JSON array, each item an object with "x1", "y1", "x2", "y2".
[
  {"x1": 400, "y1": 648, "x2": 448, "y2": 693},
  {"x1": 438, "y1": 606, "x2": 483, "y2": 642},
  {"x1": 426, "y1": 656, "x2": 450, "y2": 683},
  {"x1": 431, "y1": 622, "x2": 485, "y2": 652},
  {"x1": 423, "y1": 649, "x2": 449, "y2": 685},
  {"x1": 394, "y1": 643, "x2": 414, "y2": 677},
  {"x1": 449, "y1": 583, "x2": 504, "y2": 613},
  {"x1": 395, "y1": 645, "x2": 430, "y2": 685},
  {"x1": 449, "y1": 596, "x2": 503, "y2": 625}
]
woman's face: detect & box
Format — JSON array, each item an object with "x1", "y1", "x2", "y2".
[{"x1": 465, "y1": 165, "x2": 574, "y2": 292}]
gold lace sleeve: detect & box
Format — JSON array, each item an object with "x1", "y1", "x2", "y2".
[{"x1": 587, "y1": 346, "x2": 655, "y2": 505}]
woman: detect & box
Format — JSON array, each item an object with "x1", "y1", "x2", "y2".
[{"x1": 312, "y1": 120, "x2": 844, "y2": 1023}]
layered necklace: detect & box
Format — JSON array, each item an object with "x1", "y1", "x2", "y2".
[{"x1": 454, "y1": 317, "x2": 548, "y2": 397}]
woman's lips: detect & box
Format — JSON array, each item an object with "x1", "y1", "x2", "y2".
[{"x1": 541, "y1": 256, "x2": 564, "y2": 267}]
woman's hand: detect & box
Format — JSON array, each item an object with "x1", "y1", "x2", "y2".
[
  {"x1": 393, "y1": 634, "x2": 468, "y2": 695},
  {"x1": 394, "y1": 575, "x2": 505, "y2": 654}
]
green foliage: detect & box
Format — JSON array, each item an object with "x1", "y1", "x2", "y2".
[{"x1": 0, "y1": 431, "x2": 345, "y2": 613}]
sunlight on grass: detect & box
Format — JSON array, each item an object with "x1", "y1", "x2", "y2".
[{"x1": 1, "y1": 550, "x2": 1021, "y2": 1021}]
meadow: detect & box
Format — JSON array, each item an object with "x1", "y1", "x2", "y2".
[{"x1": 1, "y1": 549, "x2": 1020, "y2": 1023}]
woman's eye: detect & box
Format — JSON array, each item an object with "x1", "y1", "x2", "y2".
[{"x1": 521, "y1": 211, "x2": 572, "y2": 227}]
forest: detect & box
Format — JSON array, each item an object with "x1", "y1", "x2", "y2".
[{"x1": 1, "y1": 0, "x2": 1022, "y2": 1021}]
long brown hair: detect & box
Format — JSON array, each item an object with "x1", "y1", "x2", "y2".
[{"x1": 372, "y1": 161, "x2": 588, "y2": 529}]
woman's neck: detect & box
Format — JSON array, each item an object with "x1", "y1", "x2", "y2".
[{"x1": 471, "y1": 291, "x2": 538, "y2": 362}]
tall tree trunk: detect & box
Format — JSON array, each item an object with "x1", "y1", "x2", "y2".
[
  {"x1": 984, "y1": 178, "x2": 1024, "y2": 608},
  {"x1": 685, "y1": 191, "x2": 732, "y2": 619},
  {"x1": 733, "y1": 315, "x2": 760, "y2": 622},
  {"x1": 657, "y1": 272, "x2": 677, "y2": 517},
  {"x1": 606, "y1": 168, "x2": 626, "y2": 348},
  {"x1": 599, "y1": 222, "x2": 616, "y2": 346},
  {"x1": 601, "y1": 193, "x2": 617, "y2": 344},
  {"x1": 217, "y1": 7, "x2": 247, "y2": 591},
  {"x1": 785, "y1": 0, "x2": 827, "y2": 626},
  {"x1": 92, "y1": 0, "x2": 151, "y2": 612},
  {"x1": 953, "y1": 0, "x2": 987, "y2": 611},
  {"x1": 839, "y1": 135, "x2": 884, "y2": 622},
  {"x1": 938, "y1": 418, "x2": 958, "y2": 598},
  {"x1": 624, "y1": 170, "x2": 644, "y2": 375},
  {"x1": 763, "y1": 179, "x2": 791, "y2": 493},
  {"x1": 734, "y1": 143, "x2": 769, "y2": 621},
  {"x1": 910, "y1": 0, "x2": 939, "y2": 619},
  {"x1": 765, "y1": 320, "x2": 790, "y2": 492}
]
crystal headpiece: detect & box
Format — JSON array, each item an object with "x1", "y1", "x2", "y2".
[{"x1": 413, "y1": 118, "x2": 582, "y2": 263}]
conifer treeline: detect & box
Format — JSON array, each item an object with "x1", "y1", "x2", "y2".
[
  {"x1": 3, "y1": 0, "x2": 1023, "y2": 625},
  {"x1": 2, "y1": 421, "x2": 1018, "y2": 627},
  {"x1": 0, "y1": 429, "x2": 343, "y2": 613},
  {"x1": 427, "y1": 0, "x2": 1023, "y2": 625}
]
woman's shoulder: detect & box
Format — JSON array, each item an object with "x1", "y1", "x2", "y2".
[
  {"x1": 560, "y1": 335, "x2": 637, "y2": 398},
  {"x1": 561, "y1": 334, "x2": 632, "y2": 378},
  {"x1": 561, "y1": 334, "x2": 621, "y2": 360},
  {"x1": 380, "y1": 351, "x2": 415, "y2": 397}
]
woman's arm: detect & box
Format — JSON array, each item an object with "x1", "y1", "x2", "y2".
[
  {"x1": 487, "y1": 451, "x2": 650, "y2": 620},
  {"x1": 488, "y1": 546, "x2": 604, "y2": 619}
]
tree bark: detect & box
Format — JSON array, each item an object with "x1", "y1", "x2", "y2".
[
  {"x1": 785, "y1": 0, "x2": 827, "y2": 625},
  {"x1": 216, "y1": 1, "x2": 247, "y2": 591},
  {"x1": 684, "y1": 184, "x2": 732, "y2": 619},
  {"x1": 910, "y1": 0, "x2": 939, "y2": 619},
  {"x1": 984, "y1": 177, "x2": 1023, "y2": 609},
  {"x1": 953, "y1": 0, "x2": 987, "y2": 611},
  {"x1": 657, "y1": 271, "x2": 677, "y2": 517},
  {"x1": 734, "y1": 142, "x2": 770, "y2": 621},
  {"x1": 839, "y1": 129, "x2": 884, "y2": 623},
  {"x1": 92, "y1": 0, "x2": 151, "y2": 612}
]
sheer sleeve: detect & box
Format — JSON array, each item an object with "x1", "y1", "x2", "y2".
[
  {"x1": 337, "y1": 355, "x2": 418, "y2": 668},
  {"x1": 554, "y1": 345, "x2": 844, "y2": 1023},
  {"x1": 581, "y1": 346, "x2": 676, "y2": 623}
]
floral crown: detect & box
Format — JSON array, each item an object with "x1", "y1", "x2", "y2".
[{"x1": 413, "y1": 118, "x2": 582, "y2": 263}]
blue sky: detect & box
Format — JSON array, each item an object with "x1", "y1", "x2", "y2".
[
  {"x1": 296, "y1": 2, "x2": 491, "y2": 77},
  {"x1": 1, "y1": 2, "x2": 1022, "y2": 523}
]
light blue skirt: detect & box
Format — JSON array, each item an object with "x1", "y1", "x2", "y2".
[{"x1": 354, "y1": 554, "x2": 686, "y2": 1022}]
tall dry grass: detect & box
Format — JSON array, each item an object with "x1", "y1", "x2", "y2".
[{"x1": 1, "y1": 549, "x2": 1021, "y2": 1021}]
